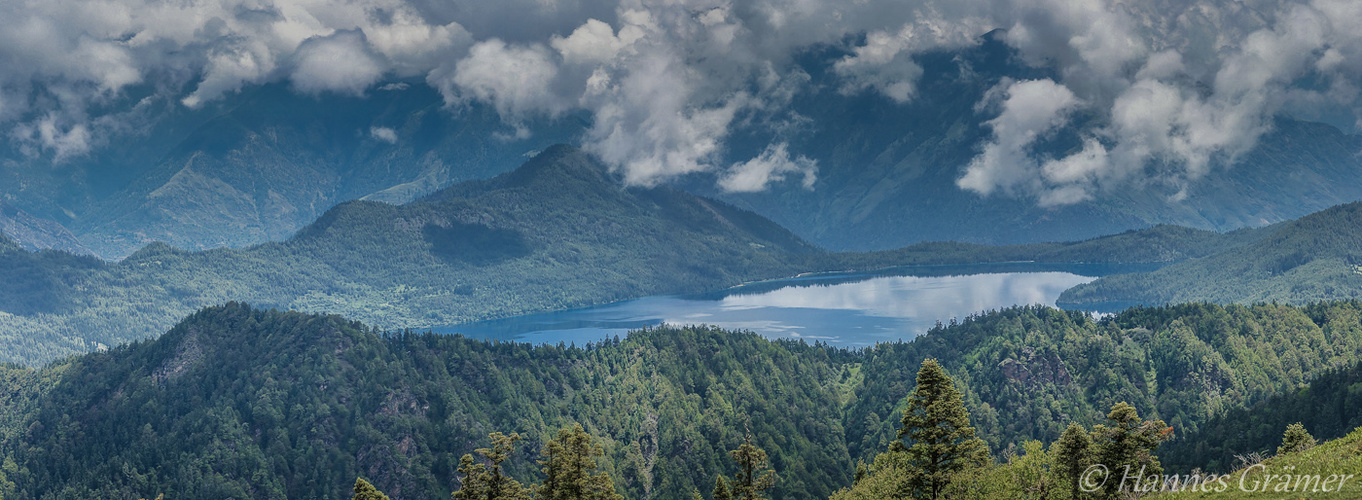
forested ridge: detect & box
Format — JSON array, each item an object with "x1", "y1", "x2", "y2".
[
  {"x1": 0, "y1": 145, "x2": 1278, "y2": 366},
  {"x1": 1063, "y1": 201, "x2": 1362, "y2": 307},
  {"x1": 3, "y1": 300, "x2": 1362, "y2": 498}
]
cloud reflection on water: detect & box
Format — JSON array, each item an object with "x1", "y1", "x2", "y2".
[{"x1": 444, "y1": 271, "x2": 1097, "y2": 346}]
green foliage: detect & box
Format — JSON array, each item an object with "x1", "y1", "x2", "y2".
[
  {"x1": 712, "y1": 477, "x2": 733, "y2": 500},
  {"x1": 1064, "y1": 201, "x2": 1362, "y2": 307},
  {"x1": 453, "y1": 432, "x2": 532, "y2": 500},
  {"x1": 4, "y1": 300, "x2": 1362, "y2": 498},
  {"x1": 1089, "y1": 403, "x2": 1170, "y2": 498},
  {"x1": 1053, "y1": 423, "x2": 1093, "y2": 499},
  {"x1": 0, "y1": 304, "x2": 853, "y2": 499},
  {"x1": 537, "y1": 424, "x2": 621, "y2": 500},
  {"x1": 352, "y1": 478, "x2": 391, "y2": 500},
  {"x1": 723, "y1": 433, "x2": 776, "y2": 500},
  {"x1": 1278, "y1": 423, "x2": 1317, "y2": 456},
  {"x1": 0, "y1": 143, "x2": 1267, "y2": 367},
  {"x1": 894, "y1": 359, "x2": 990, "y2": 499},
  {"x1": 1163, "y1": 426, "x2": 1362, "y2": 499},
  {"x1": 833, "y1": 359, "x2": 989, "y2": 500}
]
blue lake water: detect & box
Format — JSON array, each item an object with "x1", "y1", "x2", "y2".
[{"x1": 435, "y1": 263, "x2": 1153, "y2": 347}]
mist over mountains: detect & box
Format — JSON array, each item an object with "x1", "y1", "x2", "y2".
[
  {"x1": 3, "y1": 32, "x2": 1361, "y2": 258},
  {"x1": 4, "y1": 0, "x2": 1362, "y2": 257}
]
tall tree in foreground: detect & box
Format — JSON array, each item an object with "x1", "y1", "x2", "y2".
[
  {"x1": 537, "y1": 423, "x2": 623, "y2": 500},
  {"x1": 716, "y1": 431, "x2": 777, "y2": 500},
  {"x1": 895, "y1": 358, "x2": 990, "y2": 499},
  {"x1": 352, "y1": 478, "x2": 391, "y2": 500},
  {"x1": 1090, "y1": 402, "x2": 1170, "y2": 499},
  {"x1": 453, "y1": 432, "x2": 531, "y2": 500},
  {"x1": 1053, "y1": 423, "x2": 1094, "y2": 499},
  {"x1": 831, "y1": 358, "x2": 989, "y2": 500}
]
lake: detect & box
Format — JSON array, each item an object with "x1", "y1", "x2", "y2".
[{"x1": 434, "y1": 263, "x2": 1154, "y2": 347}]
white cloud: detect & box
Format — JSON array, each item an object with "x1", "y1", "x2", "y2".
[
  {"x1": 432, "y1": 39, "x2": 564, "y2": 119},
  {"x1": 0, "y1": 0, "x2": 1360, "y2": 202},
  {"x1": 958, "y1": 79, "x2": 1082, "y2": 196},
  {"x1": 719, "y1": 142, "x2": 817, "y2": 192},
  {"x1": 290, "y1": 30, "x2": 385, "y2": 96},
  {"x1": 370, "y1": 126, "x2": 398, "y2": 143}
]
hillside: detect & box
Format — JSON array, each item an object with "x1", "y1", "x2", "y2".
[
  {"x1": 1164, "y1": 426, "x2": 1362, "y2": 499},
  {"x1": 4, "y1": 37, "x2": 1361, "y2": 259},
  {"x1": 0, "y1": 83, "x2": 583, "y2": 260},
  {"x1": 4, "y1": 301, "x2": 1362, "y2": 498},
  {"x1": 698, "y1": 35, "x2": 1362, "y2": 251},
  {"x1": 0, "y1": 145, "x2": 824, "y2": 365},
  {"x1": 0, "y1": 199, "x2": 94, "y2": 256},
  {"x1": 0, "y1": 144, "x2": 1285, "y2": 366},
  {"x1": 1061, "y1": 202, "x2": 1362, "y2": 307}
]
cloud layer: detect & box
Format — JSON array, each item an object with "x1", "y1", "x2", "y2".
[{"x1": 4, "y1": 0, "x2": 1362, "y2": 201}]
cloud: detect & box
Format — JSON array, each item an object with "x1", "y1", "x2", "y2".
[
  {"x1": 958, "y1": 79, "x2": 1082, "y2": 197},
  {"x1": 430, "y1": 39, "x2": 565, "y2": 119},
  {"x1": 290, "y1": 30, "x2": 385, "y2": 96},
  {"x1": 0, "y1": 0, "x2": 1361, "y2": 206},
  {"x1": 370, "y1": 126, "x2": 398, "y2": 143},
  {"x1": 719, "y1": 142, "x2": 817, "y2": 192}
]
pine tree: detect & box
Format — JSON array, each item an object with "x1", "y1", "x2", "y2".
[
  {"x1": 894, "y1": 358, "x2": 990, "y2": 499},
  {"x1": 1053, "y1": 423, "x2": 1093, "y2": 499},
  {"x1": 352, "y1": 478, "x2": 391, "y2": 500},
  {"x1": 726, "y1": 432, "x2": 777, "y2": 499},
  {"x1": 1091, "y1": 402, "x2": 1170, "y2": 499},
  {"x1": 712, "y1": 477, "x2": 733, "y2": 500},
  {"x1": 452, "y1": 432, "x2": 531, "y2": 500},
  {"x1": 1277, "y1": 422, "x2": 1316, "y2": 456},
  {"x1": 537, "y1": 423, "x2": 622, "y2": 500}
]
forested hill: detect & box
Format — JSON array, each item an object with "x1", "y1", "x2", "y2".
[
  {"x1": 5, "y1": 301, "x2": 1362, "y2": 498},
  {"x1": 0, "y1": 145, "x2": 826, "y2": 365},
  {"x1": 1061, "y1": 201, "x2": 1362, "y2": 306},
  {"x1": 0, "y1": 144, "x2": 1273, "y2": 366}
]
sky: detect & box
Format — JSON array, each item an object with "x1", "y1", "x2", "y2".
[{"x1": 3, "y1": 0, "x2": 1361, "y2": 205}]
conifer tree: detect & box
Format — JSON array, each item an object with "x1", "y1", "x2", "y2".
[
  {"x1": 352, "y1": 478, "x2": 391, "y2": 500},
  {"x1": 452, "y1": 432, "x2": 531, "y2": 500},
  {"x1": 726, "y1": 432, "x2": 777, "y2": 499},
  {"x1": 894, "y1": 358, "x2": 989, "y2": 499},
  {"x1": 1277, "y1": 422, "x2": 1316, "y2": 456},
  {"x1": 1053, "y1": 422, "x2": 1094, "y2": 499},
  {"x1": 537, "y1": 423, "x2": 622, "y2": 500},
  {"x1": 713, "y1": 477, "x2": 733, "y2": 500},
  {"x1": 1091, "y1": 402, "x2": 1170, "y2": 498},
  {"x1": 453, "y1": 454, "x2": 487, "y2": 500}
]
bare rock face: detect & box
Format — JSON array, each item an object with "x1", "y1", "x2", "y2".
[
  {"x1": 0, "y1": 199, "x2": 96, "y2": 257},
  {"x1": 999, "y1": 346, "x2": 1073, "y2": 388}
]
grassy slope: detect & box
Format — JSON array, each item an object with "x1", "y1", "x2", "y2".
[
  {"x1": 1062, "y1": 202, "x2": 1362, "y2": 307},
  {"x1": 1164, "y1": 427, "x2": 1362, "y2": 499}
]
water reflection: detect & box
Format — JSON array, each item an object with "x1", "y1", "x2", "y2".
[{"x1": 437, "y1": 265, "x2": 1107, "y2": 347}]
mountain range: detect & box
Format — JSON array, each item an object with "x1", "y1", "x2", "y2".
[
  {"x1": 2, "y1": 143, "x2": 1301, "y2": 367},
  {"x1": 3, "y1": 34, "x2": 1361, "y2": 259}
]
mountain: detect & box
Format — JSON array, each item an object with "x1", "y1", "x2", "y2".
[
  {"x1": 0, "y1": 145, "x2": 824, "y2": 365},
  {"x1": 0, "y1": 83, "x2": 583, "y2": 260},
  {"x1": 0, "y1": 144, "x2": 1289, "y2": 366},
  {"x1": 1060, "y1": 202, "x2": 1362, "y2": 307},
  {"x1": 697, "y1": 34, "x2": 1362, "y2": 251},
  {"x1": 0, "y1": 199, "x2": 94, "y2": 256},
  {"x1": 5, "y1": 35, "x2": 1361, "y2": 259},
  {"x1": 4, "y1": 300, "x2": 1362, "y2": 498}
]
